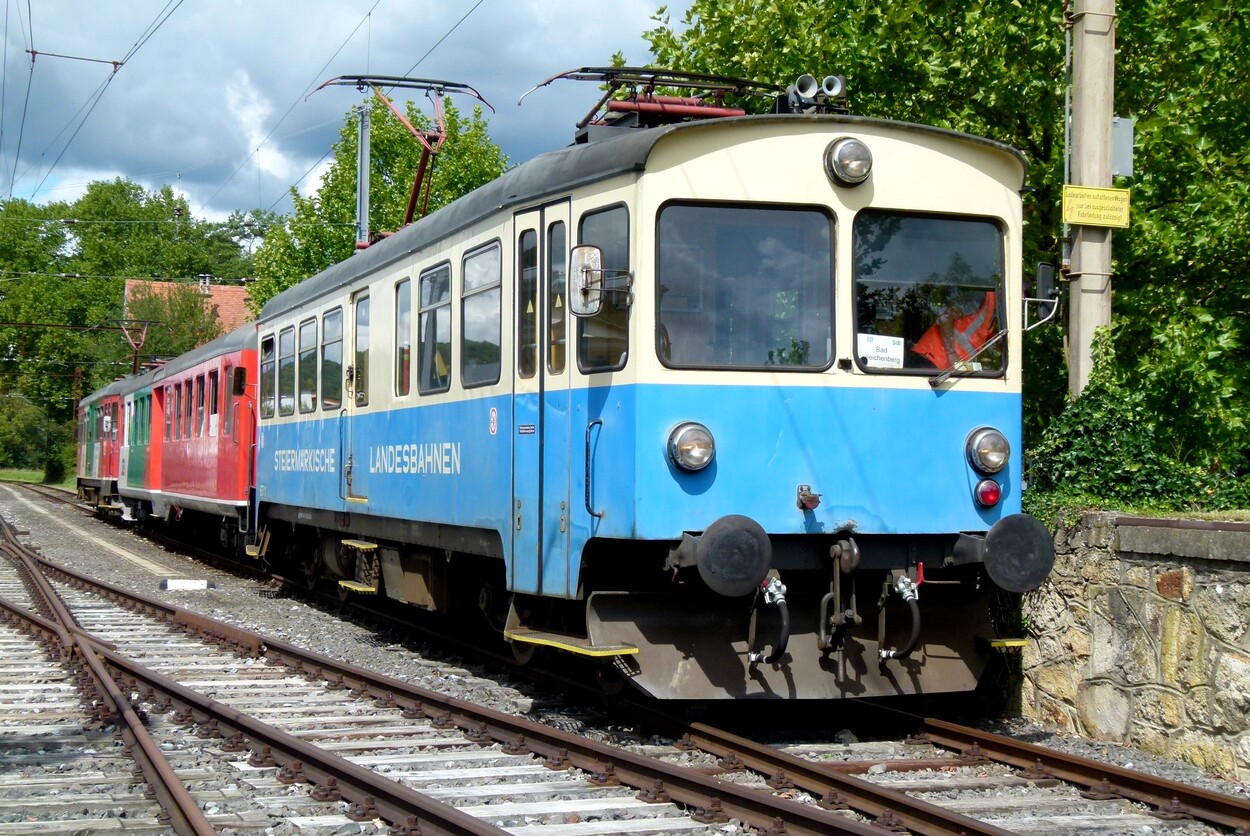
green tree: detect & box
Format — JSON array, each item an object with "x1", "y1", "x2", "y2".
[
  {"x1": 645, "y1": 1, "x2": 1250, "y2": 505},
  {"x1": 249, "y1": 96, "x2": 508, "y2": 312},
  {"x1": 123, "y1": 282, "x2": 224, "y2": 361},
  {"x1": 0, "y1": 182, "x2": 263, "y2": 476},
  {"x1": 0, "y1": 393, "x2": 49, "y2": 469}
]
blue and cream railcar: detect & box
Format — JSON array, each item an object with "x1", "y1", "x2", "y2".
[{"x1": 255, "y1": 94, "x2": 1054, "y2": 699}]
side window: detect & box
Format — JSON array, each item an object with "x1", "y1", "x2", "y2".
[
  {"x1": 517, "y1": 230, "x2": 538, "y2": 379},
  {"x1": 260, "y1": 335, "x2": 276, "y2": 418},
  {"x1": 463, "y1": 243, "x2": 501, "y2": 387},
  {"x1": 321, "y1": 309, "x2": 343, "y2": 410},
  {"x1": 166, "y1": 386, "x2": 174, "y2": 439},
  {"x1": 548, "y1": 220, "x2": 567, "y2": 375},
  {"x1": 183, "y1": 379, "x2": 193, "y2": 438},
  {"x1": 353, "y1": 296, "x2": 370, "y2": 407},
  {"x1": 298, "y1": 318, "x2": 317, "y2": 413},
  {"x1": 395, "y1": 279, "x2": 411, "y2": 396},
  {"x1": 418, "y1": 264, "x2": 452, "y2": 394},
  {"x1": 195, "y1": 376, "x2": 205, "y2": 436},
  {"x1": 578, "y1": 206, "x2": 630, "y2": 372},
  {"x1": 223, "y1": 364, "x2": 233, "y2": 435},
  {"x1": 278, "y1": 326, "x2": 295, "y2": 416},
  {"x1": 208, "y1": 371, "x2": 219, "y2": 435}
]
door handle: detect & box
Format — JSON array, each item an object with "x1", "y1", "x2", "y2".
[{"x1": 585, "y1": 419, "x2": 604, "y2": 519}]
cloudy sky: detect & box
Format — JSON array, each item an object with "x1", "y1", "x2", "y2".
[{"x1": 0, "y1": 0, "x2": 690, "y2": 220}]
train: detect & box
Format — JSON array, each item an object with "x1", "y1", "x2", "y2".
[{"x1": 77, "y1": 68, "x2": 1057, "y2": 700}]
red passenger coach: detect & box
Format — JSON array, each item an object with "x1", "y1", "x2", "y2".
[
  {"x1": 76, "y1": 379, "x2": 125, "y2": 509},
  {"x1": 148, "y1": 325, "x2": 258, "y2": 549}
]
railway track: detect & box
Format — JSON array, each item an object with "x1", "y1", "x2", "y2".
[{"x1": 2, "y1": 487, "x2": 1249, "y2": 834}]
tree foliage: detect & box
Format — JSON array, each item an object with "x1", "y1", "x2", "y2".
[
  {"x1": 124, "y1": 282, "x2": 224, "y2": 361},
  {"x1": 249, "y1": 96, "x2": 509, "y2": 312},
  {"x1": 0, "y1": 181, "x2": 264, "y2": 475},
  {"x1": 646, "y1": 0, "x2": 1250, "y2": 508}
]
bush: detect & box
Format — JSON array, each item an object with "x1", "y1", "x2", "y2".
[{"x1": 1028, "y1": 333, "x2": 1250, "y2": 514}]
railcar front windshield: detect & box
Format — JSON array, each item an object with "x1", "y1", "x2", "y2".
[
  {"x1": 657, "y1": 203, "x2": 833, "y2": 370},
  {"x1": 853, "y1": 211, "x2": 1004, "y2": 375}
]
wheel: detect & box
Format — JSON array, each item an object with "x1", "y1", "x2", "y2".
[
  {"x1": 595, "y1": 666, "x2": 625, "y2": 696},
  {"x1": 509, "y1": 640, "x2": 537, "y2": 665}
]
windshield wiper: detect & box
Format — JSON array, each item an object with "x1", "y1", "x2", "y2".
[{"x1": 928, "y1": 327, "x2": 1007, "y2": 388}]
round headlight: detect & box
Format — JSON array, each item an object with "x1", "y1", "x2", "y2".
[
  {"x1": 824, "y1": 137, "x2": 872, "y2": 186},
  {"x1": 668, "y1": 422, "x2": 715, "y2": 472},
  {"x1": 967, "y1": 427, "x2": 1010, "y2": 474}
]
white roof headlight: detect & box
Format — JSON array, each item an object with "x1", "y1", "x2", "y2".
[
  {"x1": 967, "y1": 427, "x2": 1010, "y2": 475},
  {"x1": 668, "y1": 422, "x2": 715, "y2": 472},
  {"x1": 825, "y1": 137, "x2": 872, "y2": 186}
]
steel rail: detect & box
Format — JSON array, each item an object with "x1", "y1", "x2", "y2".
[
  {"x1": 9, "y1": 553, "x2": 504, "y2": 836},
  {"x1": 89, "y1": 643, "x2": 509, "y2": 836},
  {"x1": 33, "y1": 554, "x2": 895, "y2": 834},
  {"x1": 670, "y1": 721, "x2": 1018, "y2": 836},
  {"x1": 920, "y1": 717, "x2": 1250, "y2": 832},
  {"x1": 0, "y1": 546, "x2": 216, "y2": 835}
]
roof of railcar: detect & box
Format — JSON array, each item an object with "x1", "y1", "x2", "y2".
[
  {"x1": 259, "y1": 113, "x2": 1026, "y2": 321},
  {"x1": 152, "y1": 323, "x2": 257, "y2": 384}
]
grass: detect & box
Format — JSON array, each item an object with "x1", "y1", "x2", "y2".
[{"x1": 0, "y1": 468, "x2": 75, "y2": 491}]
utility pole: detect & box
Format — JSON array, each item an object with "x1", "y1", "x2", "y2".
[
  {"x1": 1066, "y1": 0, "x2": 1117, "y2": 397},
  {"x1": 355, "y1": 103, "x2": 371, "y2": 249}
]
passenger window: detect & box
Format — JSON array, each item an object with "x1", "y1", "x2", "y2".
[
  {"x1": 223, "y1": 365, "x2": 233, "y2": 435},
  {"x1": 195, "y1": 376, "x2": 205, "y2": 436},
  {"x1": 418, "y1": 264, "x2": 452, "y2": 394},
  {"x1": 518, "y1": 230, "x2": 538, "y2": 379},
  {"x1": 463, "y1": 243, "x2": 501, "y2": 387},
  {"x1": 260, "y1": 335, "x2": 276, "y2": 418},
  {"x1": 298, "y1": 318, "x2": 317, "y2": 413},
  {"x1": 208, "y1": 371, "x2": 219, "y2": 436},
  {"x1": 183, "y1": 379, "x2": 193, "y2": 438},
  {"x1": 548, "y1": 221, "x2": 567, "y2": 375},
  {"x1": 395, "y1": 279, "x2": 412, "y2": 396},
  {"x1": 353, "y1": 296, "x2": 370, "y2": 407},
  {"x1": 165, "y1": 387, "x2": 174, "y2": 439},
  {"x1": 321, "y1": 309, "x2": 343, "y2": 410},
  {"x1": 578, "y1": 206, "x2": 630, "y2": 372},
  {"x1": 278, "y1": 326, "x2": 296, "y2": 416}
]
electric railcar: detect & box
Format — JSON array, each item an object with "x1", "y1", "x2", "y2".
[
  {"x1": 78, "y1": 325, "x2": 259, "y2": 543},
  {"x1": 248, "y1": 70, "x2": 1056, "y2": 700}
]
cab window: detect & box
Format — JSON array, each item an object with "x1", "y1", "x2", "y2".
[
  {"x1": 853, "y1": 211, "x2": 1004, "y2": 375},
  {"x1": 578, "y1": 206, "x2": 629, "y2": 372}
]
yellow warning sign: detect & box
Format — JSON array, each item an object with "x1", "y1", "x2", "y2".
[{"x1": 1063, "y1": 185, "x2": 1131, "y2": 228}]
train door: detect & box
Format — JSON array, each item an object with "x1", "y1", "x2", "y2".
[
  {"x1": 511, "y1": 202, "x2": 573, "y2": 596},
  {"x1": 344, "y1": 291, "x2": 371, "y2": 502}
]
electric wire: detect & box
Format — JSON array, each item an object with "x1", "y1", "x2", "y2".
[
  {"x1": 400, "y1": 0, "x2": 487, "y2": 78},
  {"x1": 6, "y1": 0, "x2": 36, "y2": 199},
  {"x1": 1, "y1": 0, "x2": 11, "y2": 191},
  {"x1": 196, "y1": 0, "x2": 386, "y2": 215},
  {"x1": 24, "y1": 0, "x2": 187, "y2": 200}
]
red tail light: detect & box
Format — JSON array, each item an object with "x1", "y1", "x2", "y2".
[{"x1": 974, "y1": 479, "x2": 1002, "y2": 507}]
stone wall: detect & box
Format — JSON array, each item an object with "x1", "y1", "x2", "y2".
[{"x1": 1022, "y1": 512, "x2": 1250, "y2": 780}]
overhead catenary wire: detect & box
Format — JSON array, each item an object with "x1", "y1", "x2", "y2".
[
  {"x1": 5, "y1": 0, "x2": 37, "y2": 199},
  {"x1": 196, "y1": 0, "x2": 387, "y2": 215},
  {"x1": 20, "y1": 0, "x2": 187, "y2": 201}
]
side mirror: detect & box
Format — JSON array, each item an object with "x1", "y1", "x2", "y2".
[
  {"x1": 569, "y1": 245, "x2": 604, "y2": 317},
  {"x1": 1025, "y1": 262, "x2": 1058, "y2": 331},
  {"x1": 232, "y1": 367, "x2": 247, "y2": 396},
  {"x1": 1035, "y1": 262, "x2": 1055, "y2": 301}
]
